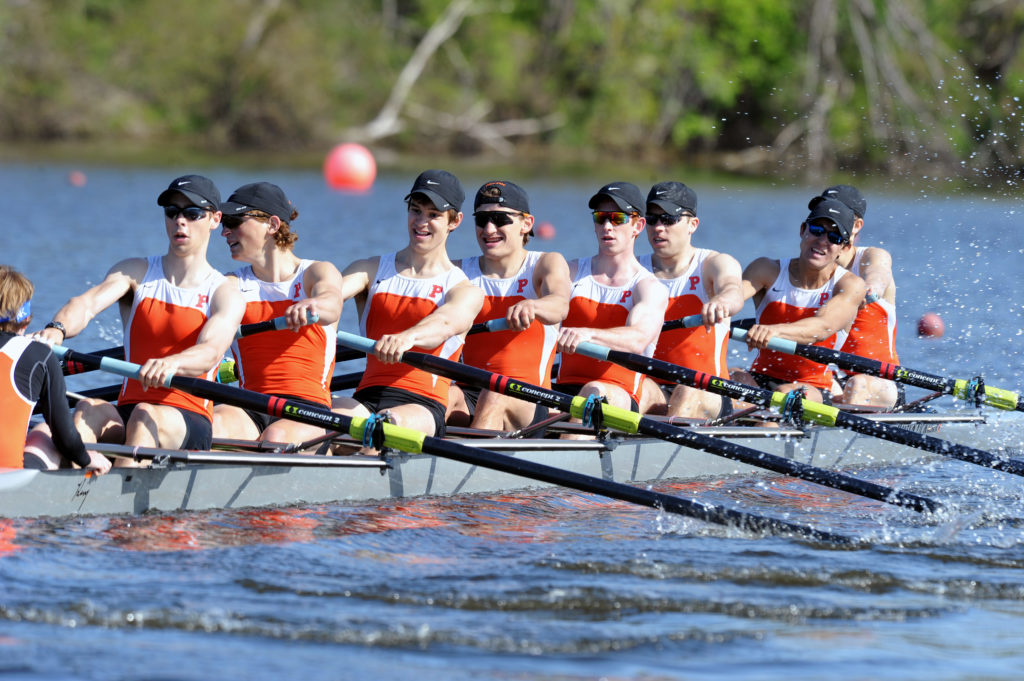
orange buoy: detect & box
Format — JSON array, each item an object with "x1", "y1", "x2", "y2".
[
  {"x1": 535, "y1": 221, "x2": 556, "y2": 240},
  {"x1": 917, "y1": 312, "x2": 945, "y2": 338},
  {"x1": 68, "y1": 170, "x2": 87, "y2": 187},
  {"x1": 323, "y1": 143, "x2": 376, "y2": 192}
]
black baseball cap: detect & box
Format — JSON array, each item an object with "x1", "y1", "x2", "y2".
[
  {"x1": 809, "y1": 184, "x2": 866, "y2": 219},
  {"x1": 647, "y1": 181, "x2": 697, "y2": 216},
  {"x1": 588, "y1": 182, "x2": 644, "y2": 214},
  {"x1": 157, "y1": 174, "x2": 221, "y2": 210},
  {"x1": 221, "y1": 182, "x2": 295, "y2": 222},
  {"x1": 474, "y1": 180, "x2": 530, "y2": 213},
  {"x1": 404, "y1": 169, "x2": 465, "y2": 211},
  {"x1": 805, "y1": 198, "x2": 855, "y2": 241}
]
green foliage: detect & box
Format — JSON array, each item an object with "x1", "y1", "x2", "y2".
[{"x1": 0, "y1": 0, "x2": 1022, "y2": 177}]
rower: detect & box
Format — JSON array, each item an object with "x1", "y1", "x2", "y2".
[
  {"x1": 31, "y1": 175, "x2": 245, "y2": 462},
  {"x1": 731, "y1": 198, "x2": 867, "y2": 405},
  {"x1": 0, "y1": 266, "x2": 109, "y2": 473},
  {"x1": 333, "y1": 170, "x2": 484, "y2": 441},
  {"x1": 553, "y1": 182, "x2": 668, "y2": 429},
  {"x1": 637, "y1": 181, "x2": 745, "y2": 419},
  {"x1": 212, "y1": 182, "x2": 345, "y2": 446},
  {"x1": 812, "y1": 185, "x2": 902, "y2": 407},
  {"x1": 447, "y1": 180, "x2": 571, "y2": 431}
]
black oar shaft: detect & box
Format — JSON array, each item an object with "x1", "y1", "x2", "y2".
[
  {"x1": 404, "y1": 354, "x2": 938, "y2": 513},
  {"x1": 599, "y1": 345, "x2": 1024, "y2": 479},
  {"x1": 59, "y1": 347, "x2": 849, "y2": 544}
]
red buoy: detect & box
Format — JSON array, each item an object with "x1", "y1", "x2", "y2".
[
  {"x1": 323, "y1": 143, "x2": 376, "y2": 192},
  {"x1": 917, "y1": 312, "x2": 945, "y2": 338},
  {"x1": 535, "y1": 221, "x2": 556, "y2": 240},
  {"x1": 68, "y1": 170, "x2": 87, "y2": 187}
]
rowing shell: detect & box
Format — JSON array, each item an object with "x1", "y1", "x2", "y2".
[{"x1": 0, "y1": 413, "x2": 1002, "y2": 519}]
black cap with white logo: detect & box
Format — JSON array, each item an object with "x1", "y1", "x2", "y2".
[
  {"x1": 806, "y1": 198, "x2": 855, "y2": 241},
  {"x1": 404, "y1": 169, "x2": 465, "y2": 211},
  {"x1": 588, "y1": 182, "x2": 644, "y2": 214},
  {"x1": 157, "y1": 175, "x2": 221, "y2": 210}
]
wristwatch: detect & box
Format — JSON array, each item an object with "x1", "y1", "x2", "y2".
[{"x1": 44, "y1": 321, "x2": 67, "y2": 340}]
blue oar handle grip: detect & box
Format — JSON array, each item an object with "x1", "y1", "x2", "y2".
[
  {"x1": 51, "y1": 345, "x2": 175, "y2": 388},
  {"x1": 575, "y1": 341, "x2": 611, "y2": 361},
  {"x1": 864, "y1": 292, "x2": 880, "y2": 304},
  {"x1": 336, "y1": 330, "x2": 377, "y2": 354},
  {"x1": 484, "y1": 318, "x2": 509, "y2": 332},
  {"x1": 728, "y1": 327, "x2": 798, "y2": 354}
]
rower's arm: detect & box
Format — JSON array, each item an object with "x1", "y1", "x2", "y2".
[
  {"x1": 739, "y1": 257, "x2": 780, "y2": 308},
  {"x1": 559, "y1": 276, "x2": 668, "y2": 355},
  {"x1": 340, "y1": 257, "x2": 376, "y2": 302},
  {"x1": 135, "y1": 278, "x2": 245, "y2": 387},
  {"x1": 748, "y1": 271, "x2": 867, "y2": 348},
  {"x1": 35, "y1": 258, "x2": 146, "y2": 344},
  {"x1": 856, "y1": 246, "x2": 894, "y2": 301},
  {"x1": 702, "y1": 252, "x2": 745, "y2": 328},
  {"x1": 506, "y1": 251, "x2": 571, "y2": 330},
  {"x1": 286, "y1": 260, "x2": 344, "y2": 329},
  {"x1": 373, "y1": 280, "x2": 485, "y2": 364}
]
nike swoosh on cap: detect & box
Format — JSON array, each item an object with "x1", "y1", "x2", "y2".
[
  {"x1": 426, "y1": 180, "x2": 439, "y2": 185},
  {"x1": 176, "y1": 180, "x2": 191, "y2": 186}
]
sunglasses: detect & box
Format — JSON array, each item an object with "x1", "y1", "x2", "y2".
[
  {"x1": 592, "y1": 211, "x2": 633, "y2": 226},
  {"x1": 473, "y1": 211, "x2": 521, "y2": 228},
  {"x1": 806, "y1": 222, "x2": 848, "y2": 246},
  {"x1": 221, "y1": 212, "x2": 268, "y2": 230},
  {"x1": 163, "y1": 205, "x2": 209, "y2": 222},
  {"x1": 645, "y1": 212, "x2": 691, "y2": 226}
]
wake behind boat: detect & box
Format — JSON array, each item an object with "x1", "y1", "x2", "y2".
[{"x1": 0, "y1": 412, "x2": 994, "y2": 519}]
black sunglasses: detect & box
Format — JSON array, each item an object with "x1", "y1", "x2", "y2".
[
  {"x1": 645, "y1": 212, "x2": 691, "y2": 226},
  {"x1": 806, "y1": 222, "x2": 848, "y2": 245},
  {"x1": 473, "y1": 211, "x2": 521, "y2": 228},
  {"x1": 163, "y1": 205, "x2": 209, "y2": 222}
]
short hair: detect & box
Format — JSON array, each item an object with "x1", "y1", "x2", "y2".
[{"x1": 0, "y1": 265, "x2": 34, "y2": 333}]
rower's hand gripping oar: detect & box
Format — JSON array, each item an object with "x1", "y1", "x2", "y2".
[
  {"x1": 338, "y1": 330, "x2": 941, "y2": 514},
  {"x1": 63, "y1": 313, "x2": 320, "y2": 376},
  {"x1": 584, "y1": 321, "x2": 1024, "y2": 478},
  {"x1": 50, "y1": 344, "x2": 853, "y2": 545},
  {"x1": 728, "y1": 323, "x2": 1024, "y2": 413}
]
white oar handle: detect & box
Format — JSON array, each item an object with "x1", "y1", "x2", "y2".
[
  {"x1": 51, "y1": 345, "x2": 175, "y2": 388},
  {"x1": 728, "y1": 326, "x2": 799, "y2": 354},
  {"x1": 483, "y1": 318, "x2": 509, "y2": 332},
  {"x1": 234, "y1": 312, "x2": 320, "y2": 339},
  {"x1": 336, "y1": 330, "x2": 376, "y2": 353}
]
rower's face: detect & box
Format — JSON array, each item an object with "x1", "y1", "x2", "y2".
[
  {"x1": 407, "y1": 198, "x2": 461, "y2": 251},
  {"x1": 800, "y1": 220, "x2": 848, "y2": 266},
  {"x1": 474, "y1": 202, "x2": 532, "y2": 258},
  {"x1": 645, "y1": 207, "x2": 697, "y2": 255},
  {"x1": 221, "y1": 213, "x2": 273, "y2": 262},
  {"x1": 162, "y1": 195, "x2": 219, "y2": 255},
  {"x1": 591, "y1": 198, "x2": 643, "y2": 254}
]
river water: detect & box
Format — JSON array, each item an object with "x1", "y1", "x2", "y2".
[{"x1": 2, "y1": 162, "x2": 1024, "y2": 680}]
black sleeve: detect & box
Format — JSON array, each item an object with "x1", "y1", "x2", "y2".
[{"x1": 36, "y1": 349, "x2": 91, "y2": 468}]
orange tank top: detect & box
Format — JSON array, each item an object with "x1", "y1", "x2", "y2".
[
  {"x1": 639, "y1": 250, "x2": 729, "y2": 381},
  {"x1": 750, "y1": 259, "x2": 848, "y2": 390},
  {"x1": 556, "y1": 257, "x2": 655, "y2": 404},
  {"x1": 357, "y1": 253, "x2": 468, "y2": 407},
  {"x1": 0, "y1": 337, "x2": 35, "y2": 468},
  {"x1": 231, "y1": 261, "x2": 336, "y2": 406},
  {"x1": 460, "y1": 251, "x2": 558, "y2": 387},
  {"x1": 118, "y1": 255, "x2": 225, "y2": 420},
  {"x1": 836, "y1": 247, "x2": 899, "y2": 363}
]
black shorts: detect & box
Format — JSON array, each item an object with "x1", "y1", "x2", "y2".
[
  {"x1": 240, "y1": 394, "x2": 327, "y2": 434},
  {"x1": 456, "y1": 383, "x2": 550, "y2": 427},
  {"x1": 552, "y1": 383, "x2": 639, "y2": 412},
  {"x1": 750, "y1": 373, "x2": 833, "y2": 406},
  {"x1": 353, "y1": 385, "x2": 447, "y2": 437},
  {"x1": 116, "y1": 402, "x2": 213, "y2": 450},
  {"x1": 654, "y1": 381, "x2": 734, "y2": 419}
]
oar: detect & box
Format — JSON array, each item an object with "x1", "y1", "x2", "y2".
[
  {"x1": 88, "y1": 442, "x2": 388, "y2": 468},
  {"x1": 52, "y1": 345, "x2": 855, "y2": 545},
  {"x1": 336, "y1": 331, "x2": 940, "y2": 513},
  {"x1": 63, "y1": 313, "x2": 320, "y2": 376},
  {"x1": 571, "y1": 335, "x2": 1024, "y2": 479},
  {"x1": 727, "y1": 324, "x2": 1024, "y2": 413}
]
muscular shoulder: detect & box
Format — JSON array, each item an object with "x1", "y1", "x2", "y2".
[{"x1": 742, "y1": 256, "x2": 780, "y2": 285}]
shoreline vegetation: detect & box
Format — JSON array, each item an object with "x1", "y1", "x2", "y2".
[{"x1": 2, "y1": 1, "x2": 1022, "y2": 192}]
